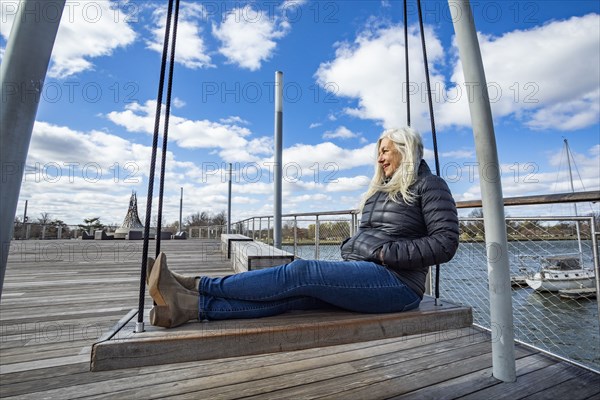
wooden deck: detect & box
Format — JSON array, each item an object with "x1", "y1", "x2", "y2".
[{"x1": 1, "y1": 239, "x2": 599, "y2": 399}]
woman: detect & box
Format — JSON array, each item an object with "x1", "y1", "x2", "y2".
[{"x1": 148, "y1": 127, "x2": 459, "y2": 328}]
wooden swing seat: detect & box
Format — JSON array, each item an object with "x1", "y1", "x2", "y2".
[
  {"x1": 91, "y1": 295, "x2": 471, "y2": 371},
  {"x1": 90, "y1": 237, "x2": 472, "y2": 371}
]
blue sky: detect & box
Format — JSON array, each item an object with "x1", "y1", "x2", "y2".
[{"x1": 1, "y1": 0, "x2": 599, "y2": 226}]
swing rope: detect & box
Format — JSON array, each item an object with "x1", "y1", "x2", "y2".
[
  {"x1": 156, "y1": 0, "x2": 181, "y2": 256},
  {"x1": 416, "y1": 0, "x2": 442, "y2": 303},
  {"x1": 403, "y1": 0, "x2": 410, "y2": 127},
  {"x1": 136, "y1": 0, "x2": 179, "y2": 330},
  {"x1": 135, "y1": 1, "x2": 444, "y2": 330}
]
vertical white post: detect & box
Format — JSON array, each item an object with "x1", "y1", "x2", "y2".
[
  {"x1": 0, "y1": 0, "x2": 65, "y2": 299},
  {"x1": 179, "y1": 187, "x2": 183, "y2": 234},
  {"x1": 22, "y1": 200, "x2": 28, "y2": 240},
  {"x1": 227, "y1": 163, "x2": 232, "y2": 234},
  {"x1": 449, "y1": 0, "x2": 516, "y2": 382},
  {"x1": 273, "y1": 71, "x2": 283, "y2": 249}
]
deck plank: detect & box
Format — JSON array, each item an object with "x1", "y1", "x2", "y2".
[
  {"x1": 520, "y1": 368, "x2": 600, "y2": 399},
  {"x1": 1, "y1": 239, "x2": 598, "y2": 399},
  {"x1": 190, "y1": 332, "x2": 496, "y2": 400},
  {"x1": 392, "y1": 352, "x2": 558, "y2": 399},
  {"x1": 458, "y1": 361, "x2": 593, "y2": 400}
]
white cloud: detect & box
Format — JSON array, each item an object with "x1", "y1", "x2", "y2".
[
  {"x1": 173, "y1": 97, "x2": 186, "y2": 108},
  {"x1": 286, "y1": 193, "x2": 331, "y2": 205},
  {"x1": 449, "y1": 143, "x2": 600, "y2": 202},
  {"x1": 441, "y1": 149, "x2": 475, "y2": 159},
  {"x1": 212, "y1": 6, "x2": 289, "y2": 71},
  {"x1": 309, "y1": 122, "x2": 322, "y2": 129},
  {"x1": 19, "y1": 119, "x2": 275, "y2": 224},
  {"x1": 315, "y1": 23, "x2": 444, "y2": 132},
  {"x1": 322, "y1": 126, "x2": 359, "y2": 140},
  {"x1": 20, "y1": 121, "x2": 160, "y2": 224},
  {"x1": 325, "y1": 176, "x2": 371, "y2": 192},
  {"x1": 526, "y1": 91, "x2": 600, "y2": 131},
  {"x1": 281, "y1": 142, "x2": 375, "y2": 171},
  {"x1": 106, "y1": 100, "x2": 270, "y2": 162},
  {"x1": 147, "y1": 2, "x2": 213, "y2": 69},
  {"x1": 28, "y1": 121, "x2": 144, "y2": 170},
  {"x1": 281, "y1": 0, "x2": 308, "y2": 8},
  {"x1": 316, "y1": 14, "x2": 600, "y2": 133},
  {"x1": 220, "y1": 116, "x2": 250, "y2": 125},
  {"x1": 440, "y1": 13, "x2": 600, "y2": 131},
  {"x1": 0, "y1": 0, "x2": 136, "y2": 78}
]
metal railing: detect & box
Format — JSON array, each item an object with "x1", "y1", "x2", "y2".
[
  {"x1": 11, "y1": 223, "x2": 121, "y2": 240},
  {"x1": 9, "y1": 192, "x2": 600, "y2": 370},
  {"x1": 11, "y1": 223, "x2": 228, "y2": 240},
  {"x1": 234, "y1": 210, "x2": 359, "y2": 260},
  {"x1": 232, "y1": 192, "x2": 600, "y2": 372},
  {"x1": 449, "y1": 215, "x2": 599, "y2": 372}
]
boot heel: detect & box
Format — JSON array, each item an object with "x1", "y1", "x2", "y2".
[{"x1": 149, "y1": 306, "x2": 172, "y2": 328}]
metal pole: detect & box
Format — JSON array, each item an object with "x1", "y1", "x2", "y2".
[
  {"x1": 22, "y1": 200, "x2": 28, "y2": 240},
  {"x1": 227, "y1": 163, "x2": 232, "y2": 234},
  {"x1": 274, "y1": 71, "x2": 283, "y2": 249},
  {"x1": 0, "y1": 0, "x2": 65, "y2": 300},
  {"x1": 293, "y1": 216, "x2": 298, "y2": 256},
  {"x1": 315, "y1": 216, "x2": 320, "y2": 259},
  {"x1": 449, "y1": 0, "x2": 516, "y2": 382},
  {"x1": 179, "y1": 187, "x2": 183, "y2": 234},
  {"x1": 564, "y1": 139, "x2": 583, "y2": 263},
  {"x1": 267, "y1": 217, "x2": 271, "y2": 245},
  {"x1": 590, "y1": 219, "x2": 600, "y2": 330}
]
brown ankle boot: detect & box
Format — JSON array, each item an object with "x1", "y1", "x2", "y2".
[
  {"x1": 148, "y1": 253, "x2": 199, "y2": 328},
  {"x1": 146, "y1": 257, "x2": 198, "y2": 291}
]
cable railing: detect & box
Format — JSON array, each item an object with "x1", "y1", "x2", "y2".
[
  {"x1": 232, "y1": 191, "x2": 600, "y2": 371},
  {"x1": 11, "y1": 223, "x2": 227, "y2": 240},
  {"x1": 9, "y1": 191, "x2": 600, "y2": 371}
]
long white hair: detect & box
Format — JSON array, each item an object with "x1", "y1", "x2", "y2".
[{"x1": 359, "y1": 127, "x2": 424, "y2": 211}]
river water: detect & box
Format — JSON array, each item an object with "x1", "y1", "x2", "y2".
[{"x1": 283, "y1": 240, "x2": 600, "y2": 371}]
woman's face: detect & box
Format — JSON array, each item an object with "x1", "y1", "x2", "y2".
[{"x1": 378, "y1": 138, "x2": 402, "y2": 178}]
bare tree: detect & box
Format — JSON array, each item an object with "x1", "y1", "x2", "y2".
[
  {"x1": 211, "y1": 211, "x2": 227, "y2": 226},
  {"x1": 186, "y1": 211, "x2": 210, "y2": 227},
  {"x1": 37, "y1": 212, "x2": 52, "y2": 225}
]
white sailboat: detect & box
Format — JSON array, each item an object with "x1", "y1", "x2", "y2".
[
  {"x1": 525, "y1": 255, "x2": 595, "y2": 291},
  {"x1": 524, "y1": 139, "x2": 596, "y2": 292}
]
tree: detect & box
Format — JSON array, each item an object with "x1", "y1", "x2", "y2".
[
  {"x1": 37, "y1": 212, "x2": 52, "y2": 225},
  {"x1": 12, "y1": 216, "x2": 24, "y2": 239},
  {"x1": 468, "y1": 209, "x2": 483, "y2": 218},
  {"x1": 186, "y1": 211, "x2": 210, "y2": 227},
  {"x1": 211, "y1": 210, "x2": 227, "y2": 226},
  {"x1": 465, "y1": 209, "x2": 484, "y2": 239},
  {"x1": 45, "y1": 218, "x2": 69, "y2": 239},
  {"x1": 79, "y1": 217, "x2": 104, "y2": 233},
  {"x1": 166, "y1": 220, "x2": 180, "y2": 233}
]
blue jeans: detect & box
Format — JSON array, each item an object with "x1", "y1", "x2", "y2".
[{"x1": 198, "y1": 259, "x2": 421, "y2": 320}]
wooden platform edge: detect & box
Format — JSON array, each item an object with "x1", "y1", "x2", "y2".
[
  {"x1": 90, "y1": 308, "x2": 137, "y2": 370},
  {"x1": 90, "y1": 302, "x2": 473, "y2": 372}
]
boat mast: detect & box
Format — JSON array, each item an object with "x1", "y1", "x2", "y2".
[{"x1": 564, "y1": 139, "x2": 584, "y2": 265}]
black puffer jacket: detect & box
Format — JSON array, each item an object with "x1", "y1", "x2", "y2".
[{"x1": 341, "y1": 160, "x2": 459, "y2": 297}]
